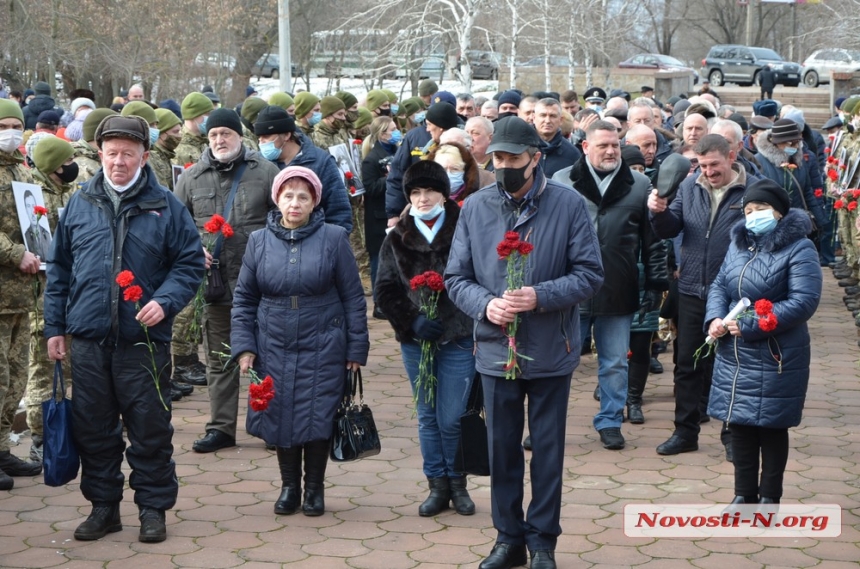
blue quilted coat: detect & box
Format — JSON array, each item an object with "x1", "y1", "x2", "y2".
[
  {"x1": 705, "y1": 209, "x2": 822, "y2": 429},
  {"x1": 231, "y1": 209, "x2": 369, "y2": 447}
]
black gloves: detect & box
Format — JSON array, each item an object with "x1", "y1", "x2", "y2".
[
  {"x1": 638, "y1": 290, "x2": 664, "y2": 324},
  {"x1": 411, "y1": 315, "x2": 444, "y2": 341}
]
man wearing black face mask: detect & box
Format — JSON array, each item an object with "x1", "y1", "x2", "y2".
[{"x1": 446, "y1": 117, "x2": 604, "y2": 569}]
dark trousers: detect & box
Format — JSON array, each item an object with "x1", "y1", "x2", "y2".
[
  {"x1": 203, "y1": 303, "x2": 239, "y2": 437},
  {"x1": 673, "y1": 294, "x2": 713, "y2": 440},
  {"x1": 71, "y1": 338, "x2": 177, "y2": 510},
  {"x1": 761, "y1": 90, "x2": 773, "y2": 100},
  {"x1": 629, "y1": 331, "x2": 652, "y2": 365},
  {"x1": 730, "y1": 424, "x2": 789, "y2": 499},
  {"x1": 482, "y1": 372, "x2": 571, "y2": 551}
]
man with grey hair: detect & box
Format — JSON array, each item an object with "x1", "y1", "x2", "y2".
[
  {"x1": 465, "y1": 116, "x2": 494, "y2": 170},
  {"x1": 628, "y1": 100, "x2": 673, "y2": 163},
  {"x1": 710, "y1": 118, "x2": 760, "y2": 175},
  {"x1": 127, "y1": 84, "x2": 145, "y2": 101},
  {"x1": 481, "y1": 99, "x2": 499, "y2": 121},
  {"x1": 534, "y1": 97, "x2": 581, "y2": 177},
  {"x1": 439, "y1": 127, "x2": 472, "y2": 149},
  {"x1": 604, "y1": 97, "x2": 628, "y2": 113},
  {"x1": 456, "y1": 93, "x2": 477, "y2": 118}
]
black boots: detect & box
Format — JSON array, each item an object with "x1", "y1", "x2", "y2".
[
  {"x1": 419, "y1": 477, "x2": 451, "y2": 517},
  {"x1": 138, "y1": 507, "x2": 167, "y2": 543},
  {"x1": 173, "y1": 353, "x2": 206, "y2": 386},
  {"x1": 0, "y1": 450, "x2": 42, "y2": 476},
  {"x1": 449, "y1": 476, "x2": 475, "y2": 515},
  {"x1": 74, "y1": 502, "x2": 122, "y2": 540},
  {"x1": 302, "y1": 439, "x2": 329, "y2": 516},
  {"x1": 626, "y1": 361, "x2": 649, "y2": 424},
  {"x1": 275, "y1": 446, "x2": 303, "y2": 515}
]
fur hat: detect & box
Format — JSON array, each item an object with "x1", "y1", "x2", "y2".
[
  {"x1": 272, "y1": 166, "x2": 322, "y2": 207},
  {"x1": 752, "y1": 99, "x2": 779, "y2": 118},
  {"x1": 743, "y1": 178, "x2": 791, "y2": 217},
  {"x1": 71, "y1": 98, "x2": 96, "y2": 115},
  {"x1": 402, "y1": 160, "x2": 451, "y2": 199}
]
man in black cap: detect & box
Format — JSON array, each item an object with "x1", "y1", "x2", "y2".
[
  {"x1": 45, "y1": 114, "x2": 205, "y2": 543},
  {"x1": 583, "y1": 87, "x2": 607, "y2": 112},
  {"x1": 641, "y1": 85, "x2": 655, "y2": 99},
  {"x1": 174, "y1": 109, "x2": 281, "y2": 456},
  {"x1": 34, "y1": 110, "x2": 60, "y2": 135},
  {"x1": 446, "y1": 117, "x2": 604, "y2": 569}
]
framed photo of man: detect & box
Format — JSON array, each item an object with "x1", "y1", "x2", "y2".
[
  {"x1": 328, "y1": 143, "x2": 364, "y2": 196},
  {"x1": 12, "y1": 181, "x2": 52, "y2": 271}
]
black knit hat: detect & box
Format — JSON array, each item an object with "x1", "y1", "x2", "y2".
[
  {"x1": 254, "y1": 105, "x2": 296, "y2": 135},
  {"x1": 621, "y1": 144, "x2": 646, "y2": 168},
  {"x1": 742, "y1": 178, "x2": 791, "y2": 217},
  {"x1": 206, "y1": 108, "x2": 243, "y2": 136},
  {"x1": 402, "y1": 160, "x2": 450, "y2": 199},
  {"x1": 425, "y1": 102, "x2": 458, "y2": 130}
]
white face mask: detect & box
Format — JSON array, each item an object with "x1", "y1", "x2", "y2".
[
  {"x1": 0, "y1": 129, "x2": 23, "y2": 154},
  {"x1": 409, "y1": 201, "x2": 444, "y2": 221},
  {"x1": 105, "y1": 166, "x2": 143, "y2": 193}
]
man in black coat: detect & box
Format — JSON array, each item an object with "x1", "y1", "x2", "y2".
[{"x1": 760, "y1": 65, "x2": 777, "y2": 101}]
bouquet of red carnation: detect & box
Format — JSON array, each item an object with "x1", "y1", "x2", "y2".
[
  {"x1": 115, "y1": 270, "x2": 170, "y2": 410},
  {"x1": 410, "y1": 270, "x2": 445, "y2": 405},
  {"x1": 187, "y1": 214, "x2": 234, "y2": 341},
  {"x1": 496, "y1": 230, "x2": 534, "y2": 379},
  {"x1": 694, "y1": 298, "x2": 779, "y2": 367},
  {"x1": 248, "y1": 371, "x2": 276, "y2": 412}
]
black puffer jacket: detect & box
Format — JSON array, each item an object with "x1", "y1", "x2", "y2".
[
  {"x1": 554, "y1": 158, "x2": 668, "y2": 316},
  {"x1": 376, "y1": 200, "x2": 472, "y2": 343},
  {"x1": 23, "y1": 95, "x2": 61, "y2": 130}
]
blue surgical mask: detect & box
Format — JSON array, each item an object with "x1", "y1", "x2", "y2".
[
  {"x1": 260, "y1": 140, "x2": 282, "y2": 161},
  {"x1": 391, "y1": 104, "x2": 400, "y2": 114},
  {"x1": 745, "y1": 208, "x2": 778, "y2": 235},
  {"x1": 783, "y1": 146, "x2": 798, "y2": 156},
  {"x1": 389, "y1": 130, "x2": 403, "y2": 144},
  {"x1": 409, "y1": 201, "x2": 445, "y2": 220},
  {"x1": 149, "y1": 127, "x2": 160, "y2": 147},
  {"x1": 198, "y1": 116, "x2": 208, "y2": 135},
  {"x1": 447, "y1": 171, "x2": 465, "y2": 189},
  {"x1": 309, "y1": 112, "x2": 322, "y2": 126},
  {"x1": 413, "y1": 111, "x2": 426, "y2": 124}
]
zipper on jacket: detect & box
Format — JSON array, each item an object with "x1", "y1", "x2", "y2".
[{"x1": 726, "y1": 245, "x2": 758, "y2": 422}]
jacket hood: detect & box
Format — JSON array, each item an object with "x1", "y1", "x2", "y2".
[
  {"x1": 266, "y1": 207, "x2": 325, "y2": 242},
  {"x1": 731, "y1": 208, "x2": 811, "y2": 252},
  {"x1": 26, "y1": 95, "x2": 56, "y2": 116},
  {"x1": 755, "y1": 130, "x2": 802, "y2": 167},
  {"x1": 393, "y1": 199, "x2": 461, "y2": 252}
]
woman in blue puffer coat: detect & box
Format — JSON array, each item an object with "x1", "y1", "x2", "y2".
[{"x1": 705, "y1": 179, "x2": 822, "y2": 507}]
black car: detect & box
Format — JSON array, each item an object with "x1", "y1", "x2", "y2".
[
  {"x1": 251, "y1": 54, "x2": 304, "y2": 79},
  {"x1": 700, "y1": 45, "x2": 802, "y2": 87}
]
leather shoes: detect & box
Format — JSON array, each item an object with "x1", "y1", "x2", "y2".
[
  {"x1": 138, "y1": 507, "x2": 166, "y2": 543},
  {"x1": 656, "y1": 434, "x2": 698, "y2": 455},
  {"x1": 530, "y1": 550, "x2": 556, "y2": 569},
  {"x1": 192, "y1": 430, "x2": 236, "y2": 453},
  {"x1": 171, "y1": 380, "x2": 193, "y2": 396},
  {"x1": 74, "y1": 502, "x2": 122, "y2": 541},
  {"x1": 598, "y1": 427, "x2": 625, "y2": 450},
  {"x1": 479, "y1": 543, "x2": 527, "y2": 569},
  {"x1": 0, "y1": 451, "x2": 42, "y2": 476}
]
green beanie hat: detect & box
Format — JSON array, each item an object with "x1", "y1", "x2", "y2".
[
  {"x1": 0, "y1": 99, "x2": 25, "y2": 125},
  {"x1": 33, "y1": 136, "x2": 75, "y2": 175},
  {"x1": 418, "y1": 79, "x2": 438, "y2": 98},
  {"x1": 320, "y1": 96, "x2": 345, "y2": 118},
  {"x1": 155, "y1": 108, "x2": 181, "y2": 133},
  {"x1": 365, "y1": 90, "x2": 388, "y2": 112},
  {"x1": 181, "y1": 92, "x2": 214, "y2": 120},
  {"x1": 241, "y1": 96, "x2": 268, "y2": 124},
  {"x1": 268, "y1": 92, "x2": 294, "y2": 110},
  {"x1": 845, "y1": 96, "x2": 860, "y2": 116},
  {"x1": 335, "y1": 90, "x2": 358, "y2": 109},
  {"x1": 399, "y1": 97, "x2": 421, "y2": 118},
  {"x1": 355, "y1": 107, "x2": 373, "y2": 130},
  {"x1": 121, "y1": 101, "x2": 158, "y2": 126},
  {"x1": 83, "y1": 108, "x2": 119, "y2": 143},
  {"x1": 294, "y1": 92, "x2": 320, "y2": 120},
  {"x1": 382, "y1": 89, "x2": 398, "y2": 104}
]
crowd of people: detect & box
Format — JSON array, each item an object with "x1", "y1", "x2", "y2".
[{"x1": 0, "y1": 71, "x2": 844, "y2": 567}]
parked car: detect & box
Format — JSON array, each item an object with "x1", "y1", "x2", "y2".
[
  {"x1": 801, "y1": 48, "x2": 860, "y2": 87},
  {"x1": 700, "y1": 45, "x2": 802, "y2": 87},
  {"x1": 252, "y1": 54, "x2": 304, "y2": 79},
  {"x1": 194, "y1": 52, "x2": 236, "y2": 71},
  {"x1": 463, "y1": 50, "x2": 501, "y2": 80},
  {"x1": 518, "y1": 55, "x2": 573, "y2": 68},
  {"x1": 619, "y1": 53, "x2": 699, "y2": 84}
]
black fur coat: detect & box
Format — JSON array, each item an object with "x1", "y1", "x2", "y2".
[{"x1": 375, "y1": 200, "x2": 474, "y2": 343}]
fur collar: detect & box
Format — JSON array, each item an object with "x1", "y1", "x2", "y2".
[
  {"x1": 392, "y1": 199, "x2": 461, "y2": 252},
  {"x1": 755, "y1": 130, "x2": 802, "y2": 168},
  {"x1": 730, "y1": 208, "x2": 812, "y2": 252},
  {"x1": 568, "y1": 156, "x2": 635, "y2": 207}
]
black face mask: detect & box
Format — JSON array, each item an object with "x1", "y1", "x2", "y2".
[
  {"x1": 496, "y1": 111, "x2": 518, "y2": 121},
  {"x1": 56, "y1": 162, "x2": 79, "y2": 183},
  {"x1": 378, "y1": 107, "x2": 391, "y2": 117},
  {"x1": 495, "y1": 162, "x2": 532, "y2": 195}
]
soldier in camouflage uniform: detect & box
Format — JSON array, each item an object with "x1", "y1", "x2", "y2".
[
  {"x1": 149, "y1": 109, "x2": 182, "y2": 191},
  {"x1": 25, "y1": 136, "x2": 77, "y2": 462},
  {"x1": 72, "y1": 108, "x2": 117, "y2": 186},
  {"x1": 0, "y1": 99, "x2": 43, "y2": 489},
  {"x1": 240, "y1": 97, "x2": 267, "y2": 151},
  {"x1": 336, "y1": 91, "x2": 359, "y2": 137},
  {"x1": 294, "y1": 92, "x2": 320, "y2": 137},
  {"x1": 172, "y1": 92, "x2": 214, "y2": 166}
]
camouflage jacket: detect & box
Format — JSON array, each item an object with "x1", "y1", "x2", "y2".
[
  {"x1": 299, "y1": 123, "x2": 314, "y2": 138},
  {"x1": 242, "y1": 124, "x2": 259, "y2": 151},
  {"x1": 0, "y1": 150, "x2": 36, "y2": 314},
  {"x1": 31, "y1": 168, "x2": 76, "y2": 311},
  {"x1": 311, "y1": 121, "x2": 351, "y2": 151},
  {"x1": 173, "y1": 127, "x2": 209, "y2": 166},
  {"x1": 71, "y1": 140, "x2": 101, "y2": 186},
  {"x1": 149, "y1": 144, "x2": 176, "y2": 190}
]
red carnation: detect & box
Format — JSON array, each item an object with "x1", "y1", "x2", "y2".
[
  {"x1": 123, "y1": 285, "x2": 143, "y2": 303},
  {"x1": 345, "y1": 171, "x2": 354, "y2": 180},
  {"x1": 184, "y1": 162, "x2": 193, "y2": 169},
  {"x1": 204, "y1": 214, "x2": 225, "y2": 233},
  {"x1": 249, "y1": 398, "x2": 269, "y2": 411},
  {"x1": 825, "y1": 146, "x2": 831, "y2": 156},
  {"x1": 849, "y1": 201, "x2": 858, "y2": 212},
  {"x1": 758, "y1": 313, "x2": 778, "y2": 332},
  {"x1": 504, "y1": 231, "x2": 520, "y2": 243},
  {"x1": 814, "y1": 189, "x2": 824, "y2": 198},
  {"x1": 221, "y1": 222, "x2": 234, "y2": 238},
  {"x1": 828, "y1": 169, "x2": 839, "y2": 181},
  {"x1": 424, "y1": 271, "x2": 445, "y2": 292},
  {"x1": 853, "y1": 189, "x2": 860, "y2": 199},
  {"x1": 261, "y1": 375, "x2": 274, "y2": 391},
  {"x1": 410, "y1": 274, "x2": 427, "y2": 290},
  {"x1": 249, "y1": 383, "x2": 263, "y2": 398},
  {"x1": 116, "y1": 270, "x2": 135, "y2": 288},
  {"x1": 835, "y1": 199, "x2": 845, "y2": 209},
  {"x1": 517, "y1": 241, "x2": 534, "y2": 255},
  {"x1": 497, "y1": 241, "x2": 515, "y2": 259},
  {"x1": 33, "y1": 205, "x2": 48, "y2": 217},
  {"x1": 754, "y1": 299, "x2": 773, "y2": 316}
]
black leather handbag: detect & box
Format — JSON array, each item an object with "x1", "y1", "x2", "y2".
[
  {"x1": 454, "y1": 373, "x2": 490, "y2": 476},
  {"x1": 330, "y1": 368, "x2": 381, "y2": 462}
]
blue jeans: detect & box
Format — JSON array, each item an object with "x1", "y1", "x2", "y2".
[
  {"x1": 581, "y1": 314, "x2": 633, "y2": 431},
  {"x1": 401, "y1": 338, "x2": 475, "y2": 478}
]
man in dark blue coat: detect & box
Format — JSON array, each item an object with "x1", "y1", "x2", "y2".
[
  {"x1": 44, "y1": 115, "x2": 205, "y2": 543},
  {"x1": 534, "y1": 98, "x2": 581, "y2": 178}
]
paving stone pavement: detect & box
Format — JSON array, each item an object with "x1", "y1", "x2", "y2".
[{"x1": 1, "y1": 273, "x2": 859, "y2": 568}]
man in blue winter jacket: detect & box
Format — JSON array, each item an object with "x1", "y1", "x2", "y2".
[
  {"x1": 446, "y1": 117, "x2": 604, "y2": 569},
  {"x1": 45, "y1": 115, "x2": 205, "y2": 544}
]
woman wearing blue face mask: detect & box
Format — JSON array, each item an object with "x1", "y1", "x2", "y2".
[
  {"x1": 427, "y1": 142, "x2": 494, "y2": 206},
  {"x1": 705, "y1": 178, "x2": 822, "y2": 509},
  {"x1": 360, "y1": 117, "x2": 400, "y2": 318},
  {"x1": 375, "y1": 160, "x2": 477, "y2": 518},
  {"x1": 754, "y1": 118, "x2": 826, "y2": 239}
]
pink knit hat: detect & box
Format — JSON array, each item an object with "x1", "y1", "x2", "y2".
[{"x1": 272, "y1": 166, "x2": 322, "y2": 207}]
